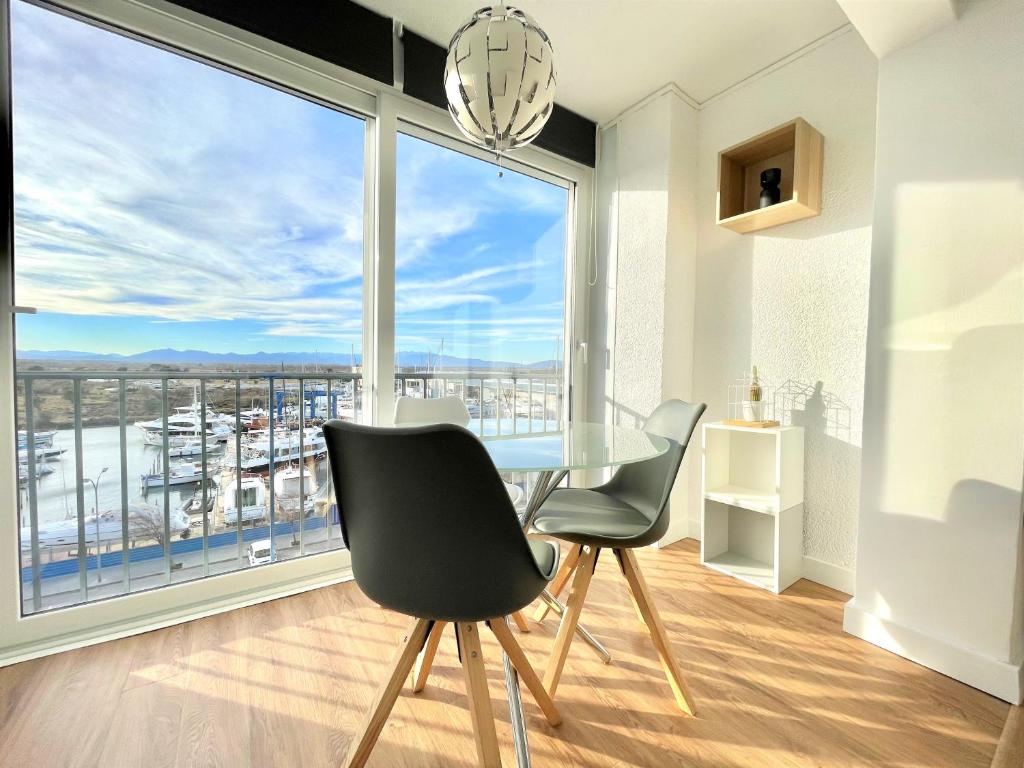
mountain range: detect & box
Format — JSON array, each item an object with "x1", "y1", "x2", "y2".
[{"x1": 17, "y1": 348, "x2": 559, "y2": 371}]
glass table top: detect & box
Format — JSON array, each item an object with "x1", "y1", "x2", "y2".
[{"x1": 480, "y1": 421, "x2": 670, "y2": 473}]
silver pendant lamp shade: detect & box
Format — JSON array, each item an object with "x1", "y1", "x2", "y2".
[{"x1": 444, "y1": 5, "x2": 556, "y2": 156}]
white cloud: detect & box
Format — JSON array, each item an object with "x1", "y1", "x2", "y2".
[{"x1": 11, "y1": 2, "x2": 569, "y2": 362}]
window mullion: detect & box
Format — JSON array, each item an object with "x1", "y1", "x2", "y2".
[{"x1": 370, "y1": 91, "x2": 398, "y2": 426}]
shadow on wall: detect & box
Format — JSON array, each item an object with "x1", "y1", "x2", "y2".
[
  {"x1": 778, "y1": 380, "x2": 863, "y2": 568},
  {"x1": 860, "y1": 475, "x2": 1023, "y2": 661},
  {"x1": 606, "y1": 397, "x2": 648, "y2": 430},
  {"x1": 777, "y1": 380, "x2": 854, "y2": 443},
  {"x1": 861, "y1": 319, "x2": 1024, "y2": 659}
]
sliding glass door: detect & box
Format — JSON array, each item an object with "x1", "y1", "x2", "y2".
[
  {"x1": 394, "y1": 128, "x2": 571, "y2": 435},
  {"x1": 4, "y1": 0, "x2": 585, "y2": 623}
]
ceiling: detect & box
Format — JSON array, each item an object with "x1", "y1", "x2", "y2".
[{"x1": 360, "y1": 0, "x2": 852, "y2": 123}]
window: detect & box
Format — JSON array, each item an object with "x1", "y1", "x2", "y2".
[
  {"x1": 12, "y1": 1, "x2": 366, "y2": 613},
  {"x1": 394, "y1": 130, "x2": 570, "y2": 435},
  {"x1": 3, "y1": 1, "x2": 588, "y2": 630}
]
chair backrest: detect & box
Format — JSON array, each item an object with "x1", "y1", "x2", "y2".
[
  {"x1": 394, "y1": 395, "x2": 471, "y2": 427},
  {"x1": 603, "y1": 399, "x2": 706, "y2": 540},
  {"x1": 322, "y1": 420, "x2": 548, "y2": 621}
]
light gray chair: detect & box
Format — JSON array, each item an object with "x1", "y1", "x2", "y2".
[
  {"x1": 394, "y1": 395, "x2": 525, "y2": 508},
  {"x1": 531, "y1": 398, "x2": 706, "y2": 715},
  {"x1": 323, "y1": 420, "x2": 561, "y2": 768}
]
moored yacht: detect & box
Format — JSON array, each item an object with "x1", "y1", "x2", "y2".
[
  {"x1": 226, "y1": 427, "x2": 327, "y2": 473},
  {"x1": 221, "y1": 474, "x2": 268, "y2": 526},
  {"x1": 134, "y1": 390, "x2": 234, "y2": 443}
]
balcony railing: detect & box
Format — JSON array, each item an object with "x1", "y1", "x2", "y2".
[
  {"x1": 15, "y1": 369, "x2": 563, "y2": 615},
  {"x1": 394, "y1": 371, "x2": 564, "y2": 436}
]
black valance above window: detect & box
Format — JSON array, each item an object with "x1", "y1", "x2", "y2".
[
  {"x1": 169, "y1": 0, "x2": 596, "y2": 167},
  {"x1": 170, "y1": 0, "x2": 394, "y2": 86}
]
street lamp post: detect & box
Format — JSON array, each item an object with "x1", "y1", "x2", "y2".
[{"x1": 84, "y1": 467, "x2": 109, "y2": 583}]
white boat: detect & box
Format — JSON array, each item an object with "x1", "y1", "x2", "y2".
[
  {"x1": 238, "y1": 406, "x2": 269, "y2": 429},
  {"x1": 227, "y1": 427, "x2": 327, "y2": 473},
  {"x1": 20, "y1": 504, "x2": 191, "y2": 549},
  {"x1": 18, "y1": 464, "x2": 54, "y2": 485},
  {"x1": 221, "y1": 475, "x2": 268, "y2": 526},
  {"x1": 18, "y1": 446, "x2": 66, "y2": 463},
  {"x1": 166, "y1": 438, "x2": 220, "y2": 458},
  {"x1": 180, "y1": 489, "x2": 215, "y2": 516},
  {"x1": 273, "y1": 464, "x2": 318, "y2": 517},
  {"x1": 135, "y1": 390, "x2": 234, "y2": 443},
  {"x1": 140, "y1": 461, "x2": 212, "y2": 490},
  {"x1": 18, "y1": 429, "x2": 56, "y2": 449}
]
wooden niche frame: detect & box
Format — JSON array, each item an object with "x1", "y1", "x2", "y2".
[{"x1": 717, "y1": 117, "x2": 824, "y2": 234}]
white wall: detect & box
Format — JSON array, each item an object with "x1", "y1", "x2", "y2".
[
  {"x1": 593, "y1": 94, "x2": 699, "y2": 426},
  {"x1": 690, "y1": 30, "x2": 877, "y2": 589},
  {"x1": 844, "y1": 0, "x2": 1024, "y2": 703},
  {"x1": 592, "y1": 33, "x2": 876, "y2": 575},
  {"x1": 588, "y1": 90, "x2": 699, "y2": 538}
]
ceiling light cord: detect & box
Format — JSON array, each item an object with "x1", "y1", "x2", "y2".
[{"x1": 586, "y1": 130, "x2": 602, "y2": 288}]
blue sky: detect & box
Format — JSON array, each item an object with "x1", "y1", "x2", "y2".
[{"x1": 10, "y1": 1, "x2": 567, "y2": 365}]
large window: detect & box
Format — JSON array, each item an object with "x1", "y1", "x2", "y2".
[
  {"x1": 394, "y1": 130, "x2": 570, "y2": 434},
  {"x1": 12, "y1": 1, "x2": 366, "y2": 613},
  {"x1": 4, "y1": 1, "x2": 586, "y2": 625}
]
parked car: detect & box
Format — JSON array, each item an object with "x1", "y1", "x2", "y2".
[{"x1": 247, "y1": 540, "x2": 272, "y2": 566}]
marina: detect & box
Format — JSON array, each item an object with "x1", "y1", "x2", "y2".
[{"x1": 15, "y1": 370, "x2": 565, "y2": 613}]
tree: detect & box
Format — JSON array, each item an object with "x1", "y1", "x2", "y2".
[{"x1": 128, "y1": 504, "x2": 186, "y2": 568}]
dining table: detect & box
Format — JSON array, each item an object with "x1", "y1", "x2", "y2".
[{"x1": 479, "y1": 420, "x2": 670, "y2": 768}]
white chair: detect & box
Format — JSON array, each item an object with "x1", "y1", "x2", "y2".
[{"x1": 394, "y1": 395, "x2": 525, "y2": 507}]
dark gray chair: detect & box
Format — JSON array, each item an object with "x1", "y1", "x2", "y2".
[
  {"x1": 323, "y1": 419, "x2": 561, "y2": 768},
  {"x1": 531, "y1": 399, "x2": 706, "y2": 716}
]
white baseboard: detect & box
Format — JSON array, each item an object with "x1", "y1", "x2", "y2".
[
  {"x1": 801, "y1": 556, "x2": 855, "y2": 594},
  {"x1": 844, "y1": 598, "x2": 1023, "y2": 704},
  {"x1": 0, "y1": 568, "x2": 353, "y2": 669}
]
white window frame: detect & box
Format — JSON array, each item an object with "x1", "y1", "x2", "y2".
[{"x1": 0, "y1": 0, "x2": 594, "y2": 666}]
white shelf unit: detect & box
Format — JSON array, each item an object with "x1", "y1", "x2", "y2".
[{"x1": 700, "y1": 422, "x2": 804, "y2": 593}]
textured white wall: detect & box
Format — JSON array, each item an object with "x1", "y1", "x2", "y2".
[
  {"x1": 588, "y1": 92, "x2": 700, "y2": 536},
  {"x1": 845, "y1": 0, "x2": 1024, "y2": 703},
  {"x1": 688, "y1": 29, "x2": 878, "y2": 578},
  {"x1": 611, "y1": 95, "x2": 671, "y2": 427},
  {"x1": 660, "y1": 97, "x2": 700, "y2": 543},
  {"x1": 594, "y1": 92, "x2": 699, "y2": 431}
]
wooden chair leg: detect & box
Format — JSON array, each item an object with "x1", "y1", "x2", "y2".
[
  {"x1": 489, "y1": 618, "x2": 562, "y2": 726},
  {"x1": 345, "y1": 618, "x2": 433, "y2": 768},
  {"x1": 542, "y1": 546, "x2": 599, "y2": 699},
  {"x1": 511, "y1": 610, "x2": 530, "y2": 632},
  {"x1": 533, "y1": 544, "x2": 582, "y2": 622},
  {"x1": 411, "y1": 621, "x2": 446, "y2": 693},
  {"x1": 455, "y1": 623, "x2": 503, "y2": 767},
  {"x1": 614, "y1": 548, "x2": 696, "y2": 716}
]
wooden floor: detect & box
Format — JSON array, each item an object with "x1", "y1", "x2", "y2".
[{"x1": 0, "y1": 539, "x2": 1010, "y2": 767}]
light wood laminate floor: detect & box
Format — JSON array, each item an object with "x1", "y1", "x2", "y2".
[{"x1": 0, "y1": 540, "x2": 1009, "y2": 767}]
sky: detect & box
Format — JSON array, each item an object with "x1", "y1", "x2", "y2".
[{"x1": 10, "y1": 1, "x2": 567, "y2": 366}]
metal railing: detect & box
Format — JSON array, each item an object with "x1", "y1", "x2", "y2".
[
  {"x1": 16, "y1": 371, "x2": 362, "y2": 615},
  {"x1": 394, "y1": 371, "x2": 564, "y2": 436},
  {"x1": 15, "y1": 368, "x2": 564, "y2": 615}
]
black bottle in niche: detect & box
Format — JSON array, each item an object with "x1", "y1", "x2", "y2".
[{"x1": 759, "y1": 167, "x2": 782, "y2": 209}]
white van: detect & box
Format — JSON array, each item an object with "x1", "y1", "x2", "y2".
[{"x1": 247, "y1": 540, "x2": 272, "y2": 566}]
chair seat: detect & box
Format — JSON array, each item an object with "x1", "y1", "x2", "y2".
[
  {"x1": 528, "y1": 539, "x2": 560, "y2": 580},
  {"x1": 532, "y1": 488, "x2": 658, "y2": 548},
  {"x1": 504, "y1": 481, "x2": 525, "y2": 507}
]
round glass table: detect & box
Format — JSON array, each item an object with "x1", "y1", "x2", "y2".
[{"x1": 477, "y1": 421, "x2": 670, "y2": 768}]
